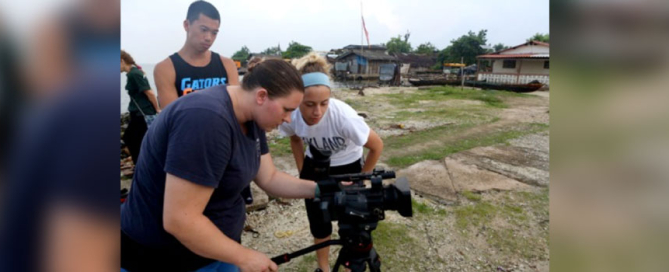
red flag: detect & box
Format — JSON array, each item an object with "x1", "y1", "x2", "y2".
[{"x1": 362, "y1": 15, "x2": 370, "y2": 48}]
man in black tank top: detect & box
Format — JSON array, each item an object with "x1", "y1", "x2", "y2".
[
  {"x1": 152, "y1": 1, "x2": 252, "y2": 205},
  {"x1": 153, "y1": 1, "x2": 239, "y2": 108}
]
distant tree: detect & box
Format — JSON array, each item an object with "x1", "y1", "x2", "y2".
[
  {"x1": 232, "y1": 45, "x2": 250, "y2": 61},
  {"x1": 414, "y1": 42, "x2": 437, "y2": 55},
  {"x1": 493, "y1": 43, "x2": 509, "y2": 52},
  {"x1": 386, "y1": 35, "x2": 412, "y2": 54},
  {"x1": 437, "y1": 30, "x2": 489, "y2": 66},
  {"x1": 261, "y1": 45, "x2": 282, "y2": 56},
  {"x1": 282, "y1": 41, "x2": 313, "y2": 59},
  {"x1": 527, "y1": 33, "x2": 549, "y2": 43}
]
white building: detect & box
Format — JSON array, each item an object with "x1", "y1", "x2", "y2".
[{"x1": 476, "y1": 41, "x2": 549, "y2": 85}]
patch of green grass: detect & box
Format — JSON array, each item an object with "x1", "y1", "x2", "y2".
[
  {"x1": 412, "y1": 199, "x2": 447, "y2": 216},
  {"x1": 462, "y1": 191, "x2": 482, "y2": 202},
  {"x1": 486, "y1": 191, "x2": 548, "y2": 260},
  {"x1": 344, "y1": 98, "x2": 366, "y2": 110},
  {"x1": 288, "y1": 253, "x2": 319, "y2": 272},
  {"x1": 454, "y1": 190, "x2": 549, "y2": 260},
  {"x1": 515, "y1": 189, "x2": 549, "y2": 220},
  {"x1": 454, "y1": 201, "x2": 498, "y2": 230},
  {"x1": 487, "y1": 228, "x2": 545, "y2": 260},
  {"x1": 383, "y1": 122, "x2": 479, "y2": 150},
  {"x1": 373, "y1": 221, "x2": 422, "y2": 270},
  {"x1": 268, "y1": 137, "x2": 292, "y2": 157},
  {"x1": 454, "y1": 196, "x2": 530, "y2": 231},
  {"x1": 389, "y1": 107, "x2": 490, "y2": 123},
  {"x1": 528, "y1": 122, "x2": 549, "y2": 131},
  {"x1": 385, "y1": 122, "x2": 548, "y2": 168},
  {"x1": 516, "y1": 190, "x2": 548, "y2": 207},
  {"x1": 381, "y1": 86, "x2": 518, "y2": 109}
]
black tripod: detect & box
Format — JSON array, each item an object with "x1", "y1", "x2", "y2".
[
  {"x1": 274, "y1": 146, "x2": 411, "y2": 271},
  {"x1": 272, "y1": 224, "x2": 382, "y2": 272},
  {"x1": 331, "y1": 230, "x2": 381, "y2": 272}
]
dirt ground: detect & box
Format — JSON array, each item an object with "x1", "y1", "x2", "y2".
[
  {"x1": 120, "y1": 86, "x2": 549, "y2": 271},
  {"x1": 241, "y1": 86, "x2": 550, "y2": 271}
]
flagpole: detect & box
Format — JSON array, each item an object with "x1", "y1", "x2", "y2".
[{"x1": 360, "y1": 0, "x2": 364, "y2": 77}]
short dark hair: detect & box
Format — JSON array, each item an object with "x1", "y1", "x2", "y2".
[
  {"x1": 243, "y1": 59, "x2": 304, "y2": 99},
  {"x1": 186, "y1": 1, "x2": 220, "y2": 22}
]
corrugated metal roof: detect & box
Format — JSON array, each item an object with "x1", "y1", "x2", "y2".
[
  {"x1": 336, "y1": 50, "x2": 397, "y2": 61},
  {"x1": 394, "y1": 53, "x2": 437, "y2": 67}
]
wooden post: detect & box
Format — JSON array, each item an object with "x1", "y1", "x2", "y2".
[
  {"x1": 516, "y1": 58, "x2": 523, "y2": 84},
  {"x1": 461, "y1": 57, "x2": 465, "y2": 90},
  {"x1": 360, "y1": 1, "x2": 363, "y2": 85},
  {"x1": 476, "y1": 59, "x2": 481, "y2": 81}
]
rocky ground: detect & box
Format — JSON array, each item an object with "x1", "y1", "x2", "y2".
[{"x1": 121, "y1": 85, "x2": 550, "y2": 271}]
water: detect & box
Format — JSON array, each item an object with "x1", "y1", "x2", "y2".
[{"x1": 120, "y1": 64, "x2": 156, "y2": 114}]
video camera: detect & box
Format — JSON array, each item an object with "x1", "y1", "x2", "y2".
[{"x1": 272, "y1": 146, "x2": 412, "y2": 272}]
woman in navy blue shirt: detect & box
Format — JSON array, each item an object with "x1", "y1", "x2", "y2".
[{"x1": 121, "y1": 59, "x2": 319, "y2": 272}]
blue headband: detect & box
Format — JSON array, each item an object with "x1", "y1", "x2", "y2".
[{"x1": 301, "y1": 72, "x2": 331, "y2": 88}]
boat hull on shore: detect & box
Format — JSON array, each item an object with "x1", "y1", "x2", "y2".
[{"x1": 408, "y1": 78, "x2": 544, "y2": 93}]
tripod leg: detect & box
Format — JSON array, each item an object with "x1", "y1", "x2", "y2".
[
  {"x1": 332, "y1": 250, "x2": 345, "y2": 272},
  {"x1": 367, "y1": 248, "x2": 381, "y2": 272},
  {"x1": 367, "y1": 259, "x2": 381, "y2": 272}
]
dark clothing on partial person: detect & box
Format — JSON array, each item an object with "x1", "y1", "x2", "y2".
[
  {"x1": 125, "y1": 66, "x2": 156, "y2": 115},
  {"x1": 121, "y1": 85, "x2": 269, "y2": 271},
  {"x1": 123, "y1": 66, "x2": 156, "y2": 165},
  {"x1": 300, "y1": 156, "x2": 363, "y2": 239},
  {"x1": 122, "y1": 112, "x2": 147, "y2": 165}
]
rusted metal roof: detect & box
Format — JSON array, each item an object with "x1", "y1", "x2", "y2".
[
  {"x1": 478, "y1": 40, "x2": 550, "y2": 59},
  {"x1": 477, "y1": 53, "x2": 549, "y2": 59},
  {"x1": 494, "y1": 40, "x2": 549, "y2": 54}
]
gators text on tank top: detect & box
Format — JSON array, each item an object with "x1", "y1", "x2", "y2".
[{"x1": 169, "y1": 51, "x2": 228, "y2": 97}]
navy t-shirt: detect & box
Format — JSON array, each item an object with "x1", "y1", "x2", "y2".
[{"x1": 121, "y1": 85, "x2": 268, "y2": 250}]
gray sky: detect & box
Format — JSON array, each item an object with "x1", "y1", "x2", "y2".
[{"x1": 121, "y1": 0, "x2": 549, "y2": 64}]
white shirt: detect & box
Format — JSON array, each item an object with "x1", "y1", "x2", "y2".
[{"x1": 279, "y1": 98, "x2": 370, "y2": 166}]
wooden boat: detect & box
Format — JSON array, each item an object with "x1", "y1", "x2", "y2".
[
  {"x1": 409, "y1": 77, "x2": 544, "y2": 93},
  {"x1": 408, "y1": 78, "x2": 460, "y2": 86},
  {"x1": 466, "y1": 81, "x2": 544, "y2": 93}
]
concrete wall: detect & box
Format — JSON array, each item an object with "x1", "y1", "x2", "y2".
[
  {"x1": 492, "y1": 59, "x2": 548, "y2": 75},
  {"x1": 492, "y1": 59, "x2": 519, "y2": 74},
  {"x1": 520, "y1": 59, "x2": 549, "y2": 75}
]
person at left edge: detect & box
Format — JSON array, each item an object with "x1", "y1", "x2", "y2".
[{"x1": 121, "y1": 50, "x2": 160, "y2": 165}]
